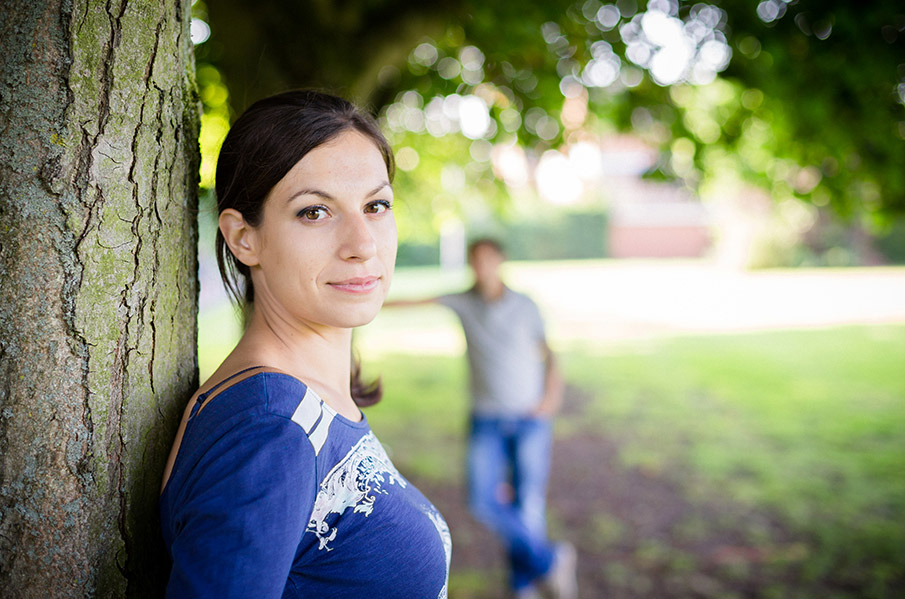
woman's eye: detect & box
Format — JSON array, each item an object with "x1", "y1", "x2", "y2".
[
  {"x1": 365, "y1": 200, "x2": 392, "y2": 214},
  {"x1": 299, "y1": 206, "x2": 328, "y2": 221}
]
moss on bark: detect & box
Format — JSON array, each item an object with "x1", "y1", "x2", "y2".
[{"x1": 0, "y1": 1, "x2": 199, "y2": 596}]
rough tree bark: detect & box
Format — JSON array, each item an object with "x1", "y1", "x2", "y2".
[{"x1": 0, "y1": 1, "x2": 198, "y2": 596}]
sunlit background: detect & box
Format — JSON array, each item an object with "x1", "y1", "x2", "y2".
[{"x1": 189, "y1": 1, "x2": 905, "y2": 597}]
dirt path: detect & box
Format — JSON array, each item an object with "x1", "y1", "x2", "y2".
[{"x1": 408, "y1": 387, "x2": 830, "y2": 599}]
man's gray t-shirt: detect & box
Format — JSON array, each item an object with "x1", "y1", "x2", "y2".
[{"x1": 438, "y1": 287, "x2": 547, "y2": 417}]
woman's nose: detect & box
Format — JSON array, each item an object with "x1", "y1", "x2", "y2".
[{"x1": 338, "y1": 213, "x2": 377, "y2": 261}]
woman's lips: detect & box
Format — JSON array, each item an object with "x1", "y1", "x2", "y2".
[{"x1": 328, "y1": 276, "x2": 380, "y2": 294}]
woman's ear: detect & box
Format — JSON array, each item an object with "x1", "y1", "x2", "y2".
[{"x1": 219, "y1": 209, "x2": 260, "y2": 267}]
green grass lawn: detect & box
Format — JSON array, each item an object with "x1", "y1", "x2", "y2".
[
  {"x1": 561, "y1": 326, "x2": 905, "y2": 592},
  {"x1": 362, "y1": 325, "x2": 905, "y2": 597}
]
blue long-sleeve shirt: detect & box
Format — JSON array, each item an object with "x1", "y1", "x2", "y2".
[{"x1": 160, "y1": 371, "x2": 451, "y2": 598}]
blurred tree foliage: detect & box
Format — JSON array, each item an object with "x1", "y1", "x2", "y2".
[{"x1": 196, "y1": 0, "x2": 905, "y2": 235}]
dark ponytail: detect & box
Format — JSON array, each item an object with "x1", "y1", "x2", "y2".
[{"x1": 350, "y1": 356, "x2": 381, "y2": 408}]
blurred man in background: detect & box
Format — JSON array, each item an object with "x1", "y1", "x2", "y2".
[{"x1": 388, "y1": 238, "x2": 576, "y2": 599}]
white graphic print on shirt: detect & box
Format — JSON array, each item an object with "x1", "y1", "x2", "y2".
[
  {"x1": 424, "y1": 504, "x2": 452, "y2": 599},
  {"x1": 306, "y1": 432, "x2": 407, "y2": 551}
]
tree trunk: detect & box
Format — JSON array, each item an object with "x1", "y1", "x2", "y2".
[{"x1": 0, "y1": 1, "x2": 199, "y2": 596}]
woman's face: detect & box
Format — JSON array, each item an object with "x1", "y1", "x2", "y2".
[{"x1": 248, "y1": 129, "x2": 397, "y2": 331}]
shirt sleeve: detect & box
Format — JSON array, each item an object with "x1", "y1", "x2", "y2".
[
  {"x1": 166, "y1": 414, "x2": 316, "y2": 598},
  {"x1": 435, "y1": 292, "x2": 463, "y2": 315}
]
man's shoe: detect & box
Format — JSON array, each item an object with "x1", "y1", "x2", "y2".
[
  {"x1": 514, "y1": 585, "x2": 542, "y2": 599},
  {"x1": 541, "y1": 542, "x2": 578, "y2": 599}
]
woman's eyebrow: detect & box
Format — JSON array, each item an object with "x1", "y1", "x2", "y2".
[
  {"x1": 286, "y1": 188, "x2": 333, "y2": 204},
  {"x1": 286, "y1": 181, "x2": 393, "y2": 204},
  {"x1": 368, "y1": 182, "x2": 393, "y2": 196}
]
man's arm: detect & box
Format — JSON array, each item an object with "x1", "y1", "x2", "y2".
[{"x1": 533, "y1": 340, "x2": 565, "y2": 418}]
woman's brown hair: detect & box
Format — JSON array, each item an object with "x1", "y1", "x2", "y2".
[{"x1": 214, "y1": 90, "x2": 393, "y2": 406}]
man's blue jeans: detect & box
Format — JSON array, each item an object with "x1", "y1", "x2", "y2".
[{"x1": 467, "y1": 415, "x2": 556, "y2": 590}]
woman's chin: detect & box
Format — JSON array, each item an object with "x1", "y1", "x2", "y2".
[{"x1": 331, "y1": 304, "x2": 384, "y2": 329}]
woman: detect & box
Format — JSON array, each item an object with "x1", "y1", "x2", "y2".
[{"x1": 160, "y1": 90, "x2": 451, "y2": 598}]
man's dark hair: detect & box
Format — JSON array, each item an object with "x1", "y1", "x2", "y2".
[{"x1": 467, "y1": 237, "x2": 505, "y2": 259}]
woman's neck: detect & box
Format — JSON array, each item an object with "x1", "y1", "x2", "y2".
[{"x1": 220, "y1": 305, "x2": 360, "y2": 420}]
